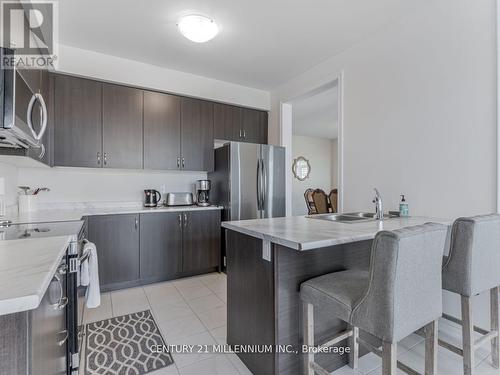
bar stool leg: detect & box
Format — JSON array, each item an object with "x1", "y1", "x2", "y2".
[
  {"x1": 302, "y1": 302, "x2": 315, "y2": 375},
  {"x1": 461, "y1": 295, "x2": 475, "y2": 375},
  {"x1": 491, "y1": 287, "x2": 500, "y2": 368},
  {"x1": 348, "y1": 325, "x2": 359, "y2": 369},
  {"x1": 424, "y1": 320, "x2": 438, "y2": 375},
  {"x1": 382, "y1": 341, "x2": 397, "y2": 375}
]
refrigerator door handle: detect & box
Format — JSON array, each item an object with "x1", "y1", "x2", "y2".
[
  {"x1": 262, "y1": 158, "x2": 267, "y2": 212},
  {"x1": 256, "y1": 158, "x2": 262, "y2": 210}
]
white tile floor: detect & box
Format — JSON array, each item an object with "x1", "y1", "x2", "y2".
[{"x1": 81, "y1": 273, "x2": 499, "y2": 375}]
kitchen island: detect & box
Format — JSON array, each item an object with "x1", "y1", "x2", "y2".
[{"x1": 222, "y1": 215, "x2": 450, "y2": 375}]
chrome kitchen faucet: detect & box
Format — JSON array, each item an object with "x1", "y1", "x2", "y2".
[{"x1": 373, "y1": 188, "x2": 383, "y2": 220}]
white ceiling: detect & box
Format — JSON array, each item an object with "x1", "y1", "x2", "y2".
[
  {"x1": 59, "y1": 0, "x2": 414, "y2": 90},
  {"x1": 292, "y1": 86, "x2": 338, "y2": 139}
]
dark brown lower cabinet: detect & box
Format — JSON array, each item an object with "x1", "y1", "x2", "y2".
[
  {"x1": 182, "y1": 210, "x2": 221, "y2": 273},
  {"x1": 88, "y1": 214, "x2": 140, "y2": 291},
  {"x1": 140, "y1": 212, "x2": 183, "y2": 282},
  {"x1": 88, "y1": 210, "x2": 221, "y2": 292}
]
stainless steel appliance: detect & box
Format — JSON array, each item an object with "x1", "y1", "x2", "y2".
[
  {"x1": 0, "y1": 220, "x2": 86, "y2": 375},
  {"x1": 209, "y1": 142, "x2": 286, "y2": 221},
  {"x1": 166, "y1": 192, "x2": 194, "y2": 206},
  {"x1": 0, "y1": 48, "x2": 48, "y2": 150},
  {"x1": 209, "y1": 142, "x2": 285, "y2": 269},
  {"x1": 144, "y1": 189, "x2": 161, "y2": 207},
  {"x1": 196, "y1": 179, "x2": 211, "y2": 207}
]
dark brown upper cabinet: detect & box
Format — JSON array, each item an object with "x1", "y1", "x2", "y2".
[
  {"x1": 241, "y1": 108, "x2": 268, "y2": 144},
  {"x1": 214, "y1": 103, "x2": 241, "y2": 141},
  {"x1": 143, "y1": 91, "x2": 181, "y2": 170},
  {"x1": 54, "y1": 75, "x2": 103, "y2": 168},
  {"x1": 102, "y1": 84, "x2": 143, "y2": 169},
  {"x1": 180, "y1": 97, "x2": 214, "y2": 172},
  {"x1": 213, "y1": 103, "x2": 268, "y2": 144},
  {"x1": 52, "y1": 72, "x2": 266, "y2": 172}
]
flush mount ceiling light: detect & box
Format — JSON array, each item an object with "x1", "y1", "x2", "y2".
[{"x1": 178, "y1": 14, "x2": 219, "y2": 43}]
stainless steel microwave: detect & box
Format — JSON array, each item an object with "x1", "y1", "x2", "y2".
[{"x1": 0, "y1": 47, "x2": 47, "y2": 149}]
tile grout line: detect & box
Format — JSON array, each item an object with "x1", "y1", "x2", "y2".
[
  {"x1": 195, "y1": 274, "x2": 247, "y2": 374},
  {"x1": 171, "y1": 277, "x2": 241, "y2": 373},
  {"x1": 171, "y1": 279, "x2": 219, "y2": 370},
  {"x1": 142, "y1": 285, "x2": 182, "y2": 375},
  {"x1": 196, "y1": 276, "x2": 243, "y2": 374}
]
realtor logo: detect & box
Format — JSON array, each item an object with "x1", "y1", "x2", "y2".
[{"x1": 1, "y1": 0, "x2": 58, "y2": 68}]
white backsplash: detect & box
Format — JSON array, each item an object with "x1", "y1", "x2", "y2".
[
  {"x1": 7, "y1": 165, "x2": 206, "y2": 207},
  {"x1": 0, "y1": 162, "x2": 19, "y2": 209}
]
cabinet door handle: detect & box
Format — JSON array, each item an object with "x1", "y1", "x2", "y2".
[
  {"x1": 104, "y1": 153, "x2": 108, "y2": 166},
  {"x1": 57, "y1": 330, "x2": 69, "y2": 346},
  {"x1": 183, "y1": 213, "x2": 188, "y2": 227},
  {"x1": 134, "y1": 218, "x2": 139, "y2": 230},
  {"x1": 177, "y1": 157, "x2": 180, "y2": 169},
  {"x1": 239, "y1": 129, "x2": 242, "y2": 139},
  {"x1": 243, "y1": 129, "x2": 246, "y2": 139},
  {"x1": 97, "y1": 152, "x2": 101, "y2": 165},
  {"x1": 182, "y1": 157, "x2": 185, "y2": 169},
  {"x1": 178, "y1": 213, "x2": 182, "y2": 227}
]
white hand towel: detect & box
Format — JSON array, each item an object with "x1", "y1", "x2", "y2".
[
  {"x1": 80, "y1": 244, "x2": 90, "y2": 287},
  {"x1": 82, "y1": 241, "x2": 101, "y2": 308}
]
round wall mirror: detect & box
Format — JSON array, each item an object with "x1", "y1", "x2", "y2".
[{"x1": 292, "y1": 156, "x2": 311, "y2": 181}]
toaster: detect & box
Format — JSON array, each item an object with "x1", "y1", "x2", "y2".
[{"x1": 166, "y1": 192, "x2": 194, "y2": 206}]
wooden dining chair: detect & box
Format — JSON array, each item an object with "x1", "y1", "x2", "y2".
[
  {"x1": 304, "y1": 189, "x2": 317, "y2": 214},
  {"x1": 311, "y1": 189, "x2": 329, "y2": 214},
  {"x1": 329, "y1": 189, "x2": 338, "y2": 213}
]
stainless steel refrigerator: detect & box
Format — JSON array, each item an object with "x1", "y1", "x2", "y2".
[
  {"x1": 209, "y1": 142, "x2": 285, "y2": 270},
  {"x1": 209, "y1": 142, "x2": 286, "y2": 222}
]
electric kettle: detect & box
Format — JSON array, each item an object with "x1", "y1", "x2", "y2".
[{"x1": 144, "y1": 189, "x2": 162, "y2": 207}]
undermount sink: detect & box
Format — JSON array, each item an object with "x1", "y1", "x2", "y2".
[{"x1": 307, "y1": 212, "x2": 398, "y2": 223}]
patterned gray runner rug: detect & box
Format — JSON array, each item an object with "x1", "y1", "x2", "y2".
[{"x1": 85, "y1": 310, "x2": 174, "y2": 374}]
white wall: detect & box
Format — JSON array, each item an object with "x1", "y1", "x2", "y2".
[
  {"x1": 292, "y1": 135, "x2": 334, "y2": 215},
  {"x1": 58, "y1": 45, "x2": 270, "y2": 110},
  {"x1": 17, "y1": 167, "x2": 206, "y2": 205},
  {"x1": 331, "y1": 139, "x2": 338, "y2": 189},
  {"x1": 271, "y1": 0, "x2": 496, "y2": 219},
  {"x1": 270, "y1": 0, "x2": 496, "y2": 325}
]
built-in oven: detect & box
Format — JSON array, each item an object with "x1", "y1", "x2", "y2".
[
  {"x1": 0, "y1": 220, "x2": 86, "y2": 375},
  {"x1": 0, "y1": 47, "x2": 48, "y2": 150}
]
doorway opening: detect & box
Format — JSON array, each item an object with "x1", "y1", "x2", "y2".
[{"x1": 280, "y1": 75, "x2": 343, "y2": 216}]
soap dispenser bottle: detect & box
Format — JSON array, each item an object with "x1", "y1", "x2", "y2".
[{"x1": 399, "y1": 195, "x2": 409, "y2": 217}]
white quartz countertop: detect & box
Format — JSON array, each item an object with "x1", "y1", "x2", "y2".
[
  {"x1": 7, "y1": 205, "x2": 223, "y2": 225},
  {"x1": 222, "y1": 215, "x2": 451, "y2": 250},
  {"x1": 0, "y1": 236, "x2": 72, "y2": 315}
]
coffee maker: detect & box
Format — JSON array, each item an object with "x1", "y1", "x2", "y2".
[{"x1": 196, "y1": 180, "x2": 211, "y2": 207}]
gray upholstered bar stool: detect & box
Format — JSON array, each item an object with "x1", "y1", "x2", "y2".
[
  {"x1": 300, "y1": 223, "x2": 448, "y2": 375},
  {"x1": 441, "y1": 214, "x2": 500, "y2": 375}
]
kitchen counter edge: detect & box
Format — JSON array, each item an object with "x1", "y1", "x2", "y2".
[{"x1": 9, "y1": 205, "x2": 224, "y2": 225}]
